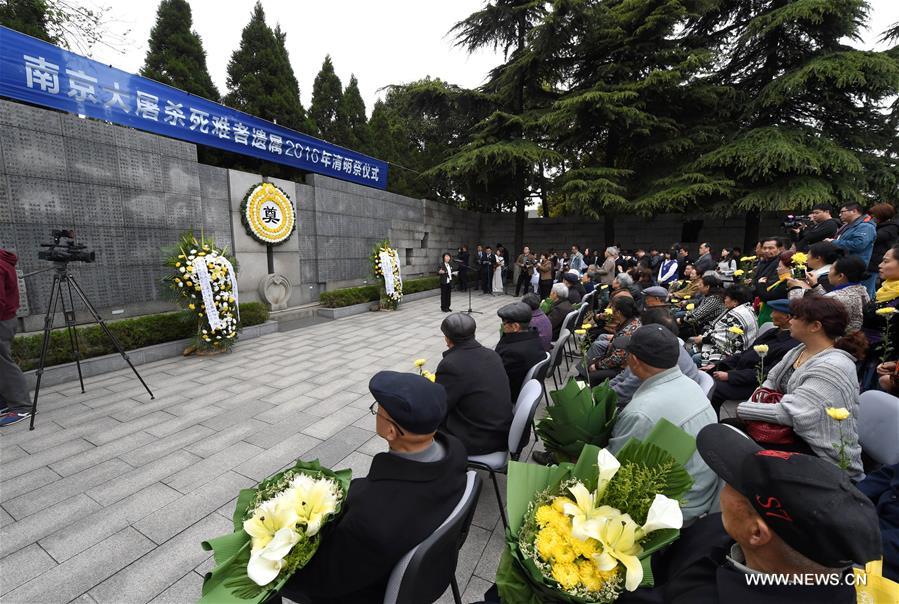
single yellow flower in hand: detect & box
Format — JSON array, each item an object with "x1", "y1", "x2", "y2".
[
  {"x1": 733, "y1": 269, "x2": 744, "y2": 276},
  {"x1": 574, "y1": 329, "x2": 587, "y2": 336},
  {"x1": 826, "y1": 407, "x2": 850, "y2": 421},
  {"x1": 604, "y1": 308, "x2": 614, "y2": 316},
  {"x1": 581, "y1": 323, "x2": 592, "y2": 330},
  {"x1": 753, "y1": 344, "x2": 769, "y2": 356},
  {"x1": 421, "y1": 370, "x2": 436, "y2": 382},
  {"x1": 792, "y1": 252, "x2": 809, "y2": 265},
  {"x1": 682, "y1": 294, "x2": 691, "y2": 299},
  {"x1": 188, "y1": 303, "x2": 195, "y2": 310},
  {"x1": 728, "y1": 326, "x2": 744, "y2": 335},
  {"x1": 414, "y1": 358, "x2": 427, "y2": 368},
  {"x1": 686, "y1": 304, "x2": 695, "y2": 311},
  {"x1": 876, "y1": 307, "x2": 897, "y2": 316}
]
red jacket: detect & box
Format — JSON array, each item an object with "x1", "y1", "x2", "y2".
[{"x1": 0, "y1": 249, "x2": 19, "y2": 320}]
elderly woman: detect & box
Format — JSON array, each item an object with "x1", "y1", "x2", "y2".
[
  {"x1": 736, "y1": 295, "x2": 865, "y2": 479},
  {"x1": 670, "y1": 264, "x2": 701, "y2": 300},
  {"x1": 598, "y1": 246, "x2": 619, "y2": 286},
  {"x1": 690, "y1": 285, "x2": 758, "y2": 365},
  {"x1": 612, "y1": 272, "x2": 642, "y2": 301},
  {"x1": 582, "y1": 296, "x2": 642, "y2": 384},
  {"x1": 681, "y1": 274, "x2": 727, "y2": 336},
  {"x1": 546, "y1": 282, "x2": 573, "y2": 341},
  {"x1": 788, "y1": 254, "x2": 869, "y2": 332}
]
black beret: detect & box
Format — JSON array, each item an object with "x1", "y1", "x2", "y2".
[
  {"x1": 497, "y1": 302, "x2": 532, "y2": 324},
  {"x1": 562, "y1": 271, "x2": 581, "y2": 283},
  {"x1": 369, "y1": 370, "x2": 447, "y2": 434},
  {"x1": 440, "y1": 312, "x2": 476, "y2": 342}
]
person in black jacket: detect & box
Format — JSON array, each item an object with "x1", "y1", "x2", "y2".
[
  {"x1": 436, "y1": 313, "x2": 512, "y2": 454},
  {"x1": 704, "y1": 299, "x2": 798, "y2": 413},
  {"x1": 456, "y1": 245, "x2": 470, "y2": 291},
  {"x1": 438, "y1": 253, "x2": 455, "y2": 312},
  {"x1": 278, "y1": 371, "x2": 467, "y2": 604},
  {"x1": 546, "y1": 283, "x2": 574, "y2": 340},
  {"x1": 562, "y1": 271, "x2": 585, "y2": 304},
  {"x1": 868, "y1": 203, "x2": 899, "y2": 276},
  {"x1": 495, "y1": 302, "x2": 546, "y2": 403},
  {"x1": 792, "y1": 204, "x2": 841, "y2": 252},
  {"x1": 615, "y1": 424, "x2": 881, "y2": 604}
]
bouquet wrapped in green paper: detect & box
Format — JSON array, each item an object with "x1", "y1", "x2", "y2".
[
  {"x1": 535, "y1": 377, "x2": 619, "y2": 463},
  {"x1": 497, "y1": 419, "x2": 696, "y2": 603},
  {"x1": 199, "y1": 460, "x2": 351, "y2": 604}
]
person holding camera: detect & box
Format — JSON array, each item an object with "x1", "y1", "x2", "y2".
[
  {"x1": 514, "y1": 246, "x2": 535, "y2": 296},
  {"x1": 791, "y1": 204, "x2": 841, "y2": 252},
  {"x1": 0, "y1": 248, "x2": 31, "y2": 427}
]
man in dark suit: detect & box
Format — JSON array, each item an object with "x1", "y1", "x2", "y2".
[
  {"x1": 495, "y1": 302, "x2": 546, "y2": 403},
  {"x1": 481, "y1": 246, "x2": 496, "y2": 295},
  {"x1": 436, "y1": 313, "x2": 512, "y2": 455},
  {"x1": 278, "y1": 371, "x2": 467, "y2": 604},
  {"x1": 753, "y1": 237, "x2": 784, "y2": 300},
  {"x1": 456, "y1": 245, "x2": 470, "y2": 291}
]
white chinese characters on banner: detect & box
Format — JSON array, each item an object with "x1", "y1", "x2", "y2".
[{"x1": 16, "y1": 51, "x2": 385, "y2": 185}]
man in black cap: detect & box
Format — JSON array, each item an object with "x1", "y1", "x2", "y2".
[
  {"x1": 278, "y1": 371, "x2": 467, "y2": 604},
  {"x1": 608, "y1": 324, "x2": 718, "y2": 521},
  {"x1": 621, "y1": 423, "x2": 881, "y2": 603},
  {"x1": 495, "y1": 302, "x2": 546, "y2": 403},
  {"x1": 562, "y1": 271, "x2": 585, "y2": 304},
  {"x1": 436, "y1": 313, "x2": 513, "y2": 455}
]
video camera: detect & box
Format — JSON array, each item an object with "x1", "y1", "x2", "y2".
[
  {"x1": 38, "y1": 229, "x2": 96, "y2": 263},
  {"x1": 781, "y1": 215, "x2": 813, "y2": 231}
]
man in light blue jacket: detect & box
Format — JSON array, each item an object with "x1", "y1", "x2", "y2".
[
  {"x1": 831, "y1": 202, "x2": 876, "y2": 296},
  {"x1": 608, "y1": 324, "x2": 720, "y2": 521}
]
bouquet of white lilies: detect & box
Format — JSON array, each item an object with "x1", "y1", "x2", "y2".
[{"x1": 199, "y1": 460, "x2": 351, "y2": 604}]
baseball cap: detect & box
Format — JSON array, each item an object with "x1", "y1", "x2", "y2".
[
  {"x1": 697, "y1": 424, "x2": 881, "y2": 568},
  {"x1": 623, "y1": 324, "x2": 679, "y2": 369},
  {"x1": 369, "y1": 371, "x2": 447, "y2": 435}
]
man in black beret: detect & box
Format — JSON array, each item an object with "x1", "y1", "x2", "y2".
[
  {"x1": 495, "y1": 302, "x2": 546, "y2": 403},
  {"x1": 436, "y1": 313, "x2": 513, "y2": 455},
  {"x1": 278, "y1": 371, "x2": 467, "y2": 604},
  {"x1": 562, "y1": 271, "x2": 585, "y2": 304},
  {"x1": 619, "y1": 424, "x2": 882, "y2": 603}
]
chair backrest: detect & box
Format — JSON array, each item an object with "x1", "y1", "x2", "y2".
[
  {"x1": 757, "y1": 322, "x2": 775, "y2": 337},
  {"x1": 697, "y1": 371, "x2": 715, "y2": 398},
  {"x1": 548, "y1": 329, "x2": 570, "y2": 371},
  {"x1": 560, "y1": 310, "x2": 578, "y2": 333},
  {"x1": 574, "y1": 302, "x2": 590, "y2": 327},
  {"x1": 858, "y1": 390, "x2": 899, "y2": 465},
  {"x1": 522, "y1": 352, "x2": 551, "y2": 384},
  {"x1": 509, "y1": 380, "x2": 544, "y2": 457},
  {"x1": 383, "y1": 471, "x2": 483, "y2": 604}
]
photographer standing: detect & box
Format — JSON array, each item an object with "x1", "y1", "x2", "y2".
[
  {"x1": 792, "y1": 204, "x2": 840, "y2": 252},
  {"x1": 514, "y1": 246, "x2": 535, "y2": 296},
  {"x1": 0, "y1": 248, "x2": 31, "y2": 427}
]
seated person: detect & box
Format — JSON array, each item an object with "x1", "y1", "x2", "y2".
[
  {"x1": 563, "y1": 271, "x2": 585, "y2": 304},
  {"x1": 521, "y1": 293, "x2": 552, "y2": 351},
  {"x1": 681, "y1": 275, "x2": 726, "y2": 336},
  {"x1": 689, "y1": 285, "x2": 758, "y2": 365},
  {"x1": 735, "y1": 295, "x2": 866, "y2": 479},
  {"x1": 608, "y1": 324, "x2": 719, "y2": 521},
  {"x1": 436, "y1": 313, "x2": 512, "y2": 455},
  {"x1": 495, "y1": 302, "x2": 547, "y2": 403},
  {"x1": 670, "y1": 264, "x2": 701, "y2": 300},
  {"x1": 546, "y1": 283, "x2": 573, "y2": 340},
  {"x1": 857, "y1": 462, "x2": 899, "y2": 581},
  {"x1": 641, "y1": 285, "x2": 671, "y2": 311},
  {"x1": 278, "y1": 371, "x2": 467, "y2": 604},
  {"x1": 582, "y1": 295, "x2": 641, "y2": 384},
  {"x1": 619, "y1": 423, "x2": 881, "y2": 603},
  {"x1": 705, "y1": 298, "x2": 799, "y2": 414},
  {"x1": 609, "y1": 308, "x2": 701, "y2": 408}
]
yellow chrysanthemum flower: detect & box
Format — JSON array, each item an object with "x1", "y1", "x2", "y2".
[
  {"x1": 753, "y1": 344, "x2": 769, "y2": 356},
  {"x1": 414, "y1": 358, "x2": 427, "y2": 367},
  {"x1": 551, "y1": 560, "x2": 581, "y2": 590},
  {"x1": 734, "y1": 269, "x2": 745, "y2": 276},
  {"x1": 686, "y1": 304, "x2": 695, "y2": 311},
  {"x1": 604, "y1": 308, "x2": 614, "y2": 316},
  {"x1": 876, "y1": 307, "x2": 897, "y2": 316},
  {"x1": 552, "y1": 496, "x2": 575, "y2": 514},
  {"x1": 581, "y1": 323, "x2": 592, "y2": 330},
  {"x1": 728, "y1": 326, "x2": 744, "y2": 335},
  {"x1": 826, "y1": 407, "x2": 850, "y2": 421},
  {"x1": 792, "y1": 252, "x2": 809, "y2": 265},
  {"x1": 574, "y1": 329, "x2": 587, "y2": 335}
]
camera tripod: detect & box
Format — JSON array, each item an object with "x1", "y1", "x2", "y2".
[{"x1": 27, "y1": 262, "x2": 154, "y2": 430}]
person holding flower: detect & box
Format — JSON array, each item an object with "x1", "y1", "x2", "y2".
[
  {"x1": 864, "y1": 244, "x2": 899, "y2": 390},
  {"x1": 276, "y1": 371, "x2": 467, "y2": 604},
  {"x1": 581, "y1": 295, "x2": 642, "y2": 385},
  {"x1": 690, "y1": 285, "x2": 758, "y2": 365},
  {"x1": 681, "y1": 274, "x2": 727, "y2": 336},
  {"x1": 787, "y1": 253, "x2": 869, "y2": 332},
  {"x1": 735, "y1": 295, "x2": 866, "y2": 478}
]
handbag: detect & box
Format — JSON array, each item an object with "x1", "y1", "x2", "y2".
[{"x1": 744, "y1": 387, "x2": 797, "y2": 445}]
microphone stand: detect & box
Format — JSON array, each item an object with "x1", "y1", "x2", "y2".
[{"x1": 453, "y1": 260, "x2": 482, "y2": 315}]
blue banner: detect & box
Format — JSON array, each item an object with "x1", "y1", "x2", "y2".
[{"x1": 0, "y1": 26, "x2": 388, "y2": 189}]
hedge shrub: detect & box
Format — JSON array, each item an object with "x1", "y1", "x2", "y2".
[
  {"x1": 318, "y1": 276, "x2": 441, "y2": 308},
  {"x1": 12, "y1": 301, "x2": 270, "y2": 371}
]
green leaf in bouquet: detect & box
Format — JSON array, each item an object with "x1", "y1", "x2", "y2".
[
  {"x1": 537, "y1": 378, "x2": 620, "y2": 461},
  {"x1": 612, "y1": 440, "x2": 694, "y2": 502},
  {"x1": 506, "y1": 460, "x2": 573, "y2": 534}
]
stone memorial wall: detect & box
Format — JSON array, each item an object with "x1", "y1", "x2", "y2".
[{"x1": 0, "y1": 98, "x2": 782, "y2": 329}]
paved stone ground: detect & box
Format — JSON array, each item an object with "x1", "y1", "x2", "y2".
[{"x1": 0, "y1": 291, "x2": 558, "y2": 604}]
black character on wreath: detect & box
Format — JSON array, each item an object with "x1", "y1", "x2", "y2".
[{"x1": 263, "y1": 207, "x2": 281, "y2": 224}]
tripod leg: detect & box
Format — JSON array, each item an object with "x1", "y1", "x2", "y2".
[
  {"x1": 60, "y1": 276, "x2": 85, "y2": 393},
  {"x1": 66, "y1": 276, "x2": 155, "y2": 400},
  {"x1": 29, "y1": 273, "x2": 63, "y2": 430}
]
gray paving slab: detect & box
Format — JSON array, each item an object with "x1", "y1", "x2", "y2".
[{"x1": 0, "y1": 294, "x2": 513, "y2": 601}]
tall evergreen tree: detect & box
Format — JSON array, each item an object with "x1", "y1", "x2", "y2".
[
  {"x1": 141, "y1": 0, "x2": 219, "y2": 100},
  {"x1": 224, "y1": 2, "x2": 309, "y2": 133},
  {"x1": 309, "y1": 55, "x2": 343, "y2": 141},
  {"x1": 0, "y1": 0, "x2": 54, "y2": 43},
  {"x1": 332, "y1": 75, "x2": 369, "y2": 150},
  {"x1": 674, "y1": 0, "x2": 899, "y2": 246}
]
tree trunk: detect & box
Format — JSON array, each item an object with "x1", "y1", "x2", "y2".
[
  {"x1": 743, "y1": 209, "x2": 761, "y2": 252},
  {"x1": 604, "y1": 213, "x2": 616, "y2": 249},
  {"x1": 514, "y1": 195, "x2": 526, "y2": 263}
]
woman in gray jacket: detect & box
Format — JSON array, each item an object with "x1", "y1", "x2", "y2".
[{"x1": 736, "y1": 295, "x2": 867, "y2": 479}]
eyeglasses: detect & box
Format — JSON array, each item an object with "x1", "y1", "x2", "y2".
[{"x1": 369, "y1": 402, "x2": 405, "y2": 436}]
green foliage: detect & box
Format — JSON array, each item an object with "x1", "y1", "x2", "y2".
[
  {"x1": 309, "y1": 55, "x2": 343, "y2": 141},
  {"x1": 11, "y1": 302, "x2": 268, "y2": 371},
  {"x1": 224, "y1": 2, "x2": 310, "y2": 134},
  {"x1": 333, "y1": 75, "x2": 369, "y2": 151},
  {"x1": 0, "y1": 0, "x2": 117, "y2": 54},
  {"x1": 0, "y1": 0, "x2": 54, "y2": 42},
  {"x1": 535, "y1": 377, "x2": 619, "y2": 462},
  {"x1": 317, "y1": 277, "x2": 440, "y2": 308},
  {"x1": 140, "y1": 0, "x2": 220, "y2": 101}
]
